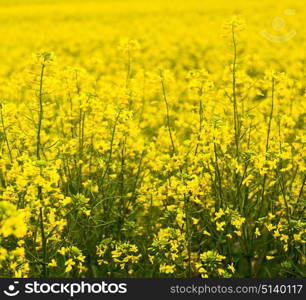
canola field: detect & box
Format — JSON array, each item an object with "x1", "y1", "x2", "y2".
[{"x1": 0, "y1": 0, "x2": 305, "y2": 278}]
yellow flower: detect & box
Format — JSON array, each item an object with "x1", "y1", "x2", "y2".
[
  {"x1": 217, "y1": 268, "x2": 225, "y2": 275},
  {"x1": 203, "y1": 230, "x2": 211, "y2": 236},
  {"x1": 242, "y1": 175, "x2": 253, "y2": 186},
  {"x1": 280, "y1": 234, "x2": 289, "y2": 243},
  {"x1": 111, "y1": 249, "x2": 122, "y2": 259},
  {"x1": 0, "y1": 248, "x2": 8, "y2": 261},
  {"x1": 266, "y1": 223, "x2": 275, "y2": 232},
  {"x1": 234, "y1": 230, "x2": 242, "y2": 237},
  {"x1": 228, "y1": 263, "x2": 235, "y2": 273},
  {"x1": 0, "y1": 206, "x2": 28, "y2": 238},
  {"x1": 48, "y1": 259, "x2": 57, "y2": 267},
  {"x1": 232, "y1": 217, "x2": 245, "y2": 229},
  {"x1": 216, "y1": 221, "x2": 226, "y2": 231},
  {"x1": 83, "y1": 209, "x2": 91, "y2": 216},
  {"x1": 17, "y1": 240, "x2": 25, "y2": 247},
  {"x1": 64, "y1": 259, "x2": 75, "y2": 273},
  {"x1": 197, "y1": 267, "x2": 205, "y2": 273},
  {"x1": 77, "y1": 263, "x2": 86, "y2": 274},
  {"x1": 62, "y1": 197, "x2": 72, "y2": 206},
  {"x1": 191, "y1": 217, "x2": 199, "y2": 225},
  {"x1": 77, "y1": 254, "x2": 85, "y2": 263},
  {"x1": 58, "y1": 247, "x2": 67, "y2": 256},
  {"x1": 214, "y1": 208, "x2": 225, "y2": 221},
  {"x1": 293, "y1": 233, "x2": 302, "y2": 242},
  {"x1": 226, "y1": 233, "x2": 232, "y2": 239},
  {"x1": 159, "y1": 264, "x2": 175, "y2": 274},
  {"x1": 268, "y1": 213, "x2": 275, "y2": 220},
  {"x1": 166, "y1": 205, "x2": 177, "y2": 212},
  {"x1": 273, "y1": 229, "x2": 280, "y2": 238},
  {"x1": 148, "y1": 255, "x2": 154, "y2": 264}
]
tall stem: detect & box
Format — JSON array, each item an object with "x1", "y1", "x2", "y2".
[
  {"x1": 259, "y1": 77, "x2": 275, "y2": 216},
  {"x1": 0, "y1": 103, "x2": 13, "y2": 163},
  {"x1": 160, "y1": 71, "x2": 176, "y2": 157},
  {"x1": 265, "y1": 77, "x2": 275, "y2": 153},
  {"x1": 184, "y1": 195, "x2": 192, "y2": 277},
  {"x1": 37, "y1": 64, "x2": 45, "y2": 160},
  {"x1": 37, "y1": 62, "x2": 47, "y2": 277},
  {"x1": 232, "y1": 25, "x2": 239, "y2": 160}
]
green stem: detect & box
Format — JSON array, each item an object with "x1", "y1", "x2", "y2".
[
  {"x1": 160, "y1": 71, "x2": 176, "y2": 157},
  {"x1": 0, "y1": 103, "x2": 13, "y2": 163},
  {"x1": 37, "y1": 62, "x2": 47, "y2": 277}
]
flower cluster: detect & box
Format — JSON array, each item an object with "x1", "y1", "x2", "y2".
[{"x1": 0, "y1": 0, "x2": 305, "y2": 278}]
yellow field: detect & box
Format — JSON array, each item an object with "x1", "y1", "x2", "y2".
[{"x1": 0, "y1": 0, "x2": 305, "y2": 277}]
